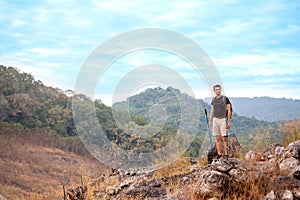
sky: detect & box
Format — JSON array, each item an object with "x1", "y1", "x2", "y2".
[{"x1": 1, "y1": 0, "x2": 300, "y2": 106}]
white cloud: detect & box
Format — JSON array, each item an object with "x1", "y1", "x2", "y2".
[
  {"x1": 214, "y1": 50, "x2": 300, "y2": 77},
  {"x1": 27, "y1": 47, "x2": 68, "y2": 56}
]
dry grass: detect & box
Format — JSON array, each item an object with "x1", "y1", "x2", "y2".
[
  {"x1": 153, "y1": 157, "x2": 208, "y2": 199},
  {"x1": 152, "y1": 154, "x2": 277, "y2": 200},
  {"x1": 0, "y1": 129, "x2": 109, "y2": 200},
  {"x1": 224, "y1": 172, "x2": 276, "y2": 200},
  {"x1": 154, "y1": 157, "x2": 191, "y2": 178}
]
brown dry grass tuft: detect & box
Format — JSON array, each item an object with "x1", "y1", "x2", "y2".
[
  {"x1": 0, "y1": 127, "x2": 109, "y2": 200},
  {"x1": 154, "y1": 157, "x2": 191, "y2": 179}
]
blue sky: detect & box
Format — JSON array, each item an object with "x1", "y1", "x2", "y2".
[{"x1": 1, "y1": 0, "x2": 300, "y2": 105}]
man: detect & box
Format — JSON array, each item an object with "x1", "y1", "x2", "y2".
[{"x1": 207, "y1": 84, "x2": 231, "y2": 159}]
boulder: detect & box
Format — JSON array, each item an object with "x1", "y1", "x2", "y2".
[
  {"x1": 125, "y1": 178, "x2": 167, "y2": 198},
  {"x1": 211, "y1": 158, "x2": 233, "y2": 173},
  {"x1": 228, "y1": 159, "x2": 257, "y2": 183},
  {"x1": 245, "y1": 150, "x2": 260, "y2": 162},
  {"x1": 260, "y1": 158, "x2": 280, "y2": 175},
  {"x1": 274, "y1": 176, "x2": 300, "y2": 199},
  {"x1": 194, "y1": 170, "x2": 230, "y2": 199},
  {"x1": 292, "y1": 166, "x2": 300, "y2": 180},
  {"x1": 261, "y1": 143, "x2": 282, "y2": 161},
  {"x1": 282, "y1": 190, "x2": 293, "y2": 200},
  {"x1": 284, "y1": 142, "x2": 300, "y2": 160},
  {"x1": 279, "y1": 157, "x2": 299, "y2": 176},
  {"x1": 261, "y1": 140, "x2": 300, "y2": 162},
  {"x1": 226, "y1": 133, "x2": 242, "y2": 158},
  {"x1": 274, "y1": 145, "x2": 285, "y2": 160},
  {"x1": 207, "y1": 133, "x2": 242, "y2": 164},
  {"x1": 293, "y1": 187, "x2": 300, "y2": 199},
  {"x1": 263, "y1": 190, "x2": 276, "y2": 200}
]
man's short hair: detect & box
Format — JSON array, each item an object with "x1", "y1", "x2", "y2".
[{"x1": 213, "y1": 84, "x2": 221, "y2": 90}]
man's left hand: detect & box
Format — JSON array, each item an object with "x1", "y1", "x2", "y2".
[{"x1": 226, "y1": 123, "x2": 230, "y2": 129}]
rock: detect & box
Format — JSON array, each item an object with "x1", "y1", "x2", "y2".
[
  {"x1": 190, "y1": 165, "x2": 199, "y2": 172},
  {"x1": 291, "y1": 140, "x2": 300, "y2": 145},
  {"x1": 285, "y1": 142, "x2": 300, "y2": 160},
  {"x1": 106, "y1": 185, "x2": 118, "y2": 195},
  {"x1": 260, "y1": 141, "x2": 300, "y2": 162},
  {"x1": 292, "y1": 166, "x2": 300, "y2": 180},
  {"x1": 229, "y1": 168, "x2": 249, "y2": 183},
  {"x1": 125, "y1": 178, "x2": 167, "y2": 198},
  {"x1": 282, "y1": 190, "x2": 294, "y2": 200},
  {"x1": 211, "y1": 158, "x2": 233, "y2": 173},
  {"x1": 274, "y1": 176, "x2": 300, "y2": 199},
  {"x1": 207, "y1": 133, "x2": 242, "y2": 164},
  {"x1": 245, "y1": 150, "x2": 260, "y2": 162},
  {"x1": 260, "y1": 158, "x2": 279, "y2": 175},
  {"x1": 226, "y1": 133, "x2": 242, "y2": 158},
  {"x1": 194, "y1": 170, "x2": 229, "y2": 199},
  {"x1": 279, "y1": 157, "x2": 299, "y2": 176},
  {"x1": 176, "y1": 187, "x2": 195, "y2": 200},
  {"x1": 263, "y1": 190, "x2": 276, "y2": 200},
  {"x1": 293, "y1": 187, "x2": 300, "y2": 199},
  {"x1": 275, "y1": 145, "x2": 285, "y2": 160},
  {"x1": 261, "y1": 143, "x2": 282, "y2": 161}
]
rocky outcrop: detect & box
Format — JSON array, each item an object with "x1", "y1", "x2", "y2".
[
  {"x1": 260, "y1": 141, "x2": 300, "y2": 200},
  {"x1": 207, "y1": 133, "x2": 242, "y2": 163},
  {"x1": 66, "y1": 140, "x2": 300, "y2": 200},
  {"x1": 125, "y1": 178, "x2": 166, "y2": 198}
]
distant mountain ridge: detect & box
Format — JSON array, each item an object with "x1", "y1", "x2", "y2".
[
  {"x1": 203, "y1": 97, "x2": 300, "y2": 122},
  {"x1": 113, "y1": 87, "x2": 276, "y2": 140}
]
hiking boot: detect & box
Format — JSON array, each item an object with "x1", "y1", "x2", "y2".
[{"x1": 214, "y1": 154, "x2": 222, "y2": 159}]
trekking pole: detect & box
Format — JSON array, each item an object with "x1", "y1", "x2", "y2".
[
  {"x1": 226, "y1": 117, "x2": 229, "y2": 161},
  {"x1": 204, "y1": 109, "x2": 214, "y2": 159}
]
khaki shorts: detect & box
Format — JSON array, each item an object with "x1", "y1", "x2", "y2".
[{"x1": 212, "y1": 117, "x2": 227, "y2": 137}]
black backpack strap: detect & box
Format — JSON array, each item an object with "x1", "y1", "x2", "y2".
[
  {"x1": 223, "y1": 96, "x2": 227, "y2": 117},
  {"x1": 212, "y1": 96, "x2": 216, "y2": 106}
]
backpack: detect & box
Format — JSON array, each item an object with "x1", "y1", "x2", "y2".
[{"x1": 214, "y1": 96, "x2": 233, "y2": 118}]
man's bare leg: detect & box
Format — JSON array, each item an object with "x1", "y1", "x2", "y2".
[
  {"x1": 222, "y1": 136, "x2": 227, "y2": 156},
  {"x1": 216, "y1": 135, "x2": 222, "y2": 156}
]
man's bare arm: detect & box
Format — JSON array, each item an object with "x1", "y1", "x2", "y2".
[{"x1": 226, "y1": 103, "x2": 231, "y2": 129}]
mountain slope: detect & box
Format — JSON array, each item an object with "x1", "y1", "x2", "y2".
[
  {"x1": 113, "y1": 87, "x2": 279, "y2": 156},
  {"x1": 0, "y1": 124, "x2": 109, "y2": 199},
  {"x1": 113, "y1": 87, "x2": 275, "y2": 135}
]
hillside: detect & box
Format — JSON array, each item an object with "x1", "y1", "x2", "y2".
[
  {"x1": 0, "y1": 65, "x2": 279, "y2": 156},
  {"x1": 0, "y1": 66, "x2": 113, "y2": 199},
  {"x1": 0, "y1": 124, "x2": 109, "y2": 199},
  {"x1": 0, "y1": 65, "x2": 116, "y2": 138},
  {"x1": 0, "y1": 65, "x2": 75, "y2": 135},
  {"x1": 113, "y1": 87, "x2": 279, "y2": 153},
  {"x1": 204, "y1": 97, "x2": 300, "y2": 122}
]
